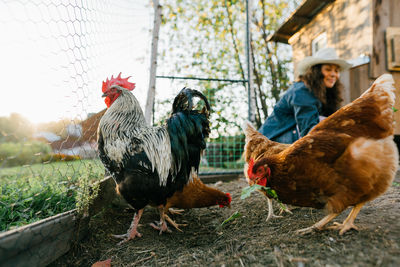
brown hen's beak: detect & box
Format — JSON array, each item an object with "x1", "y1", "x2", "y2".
[{"x1": 248, "y1": 178, "x2": 255, "y2": 186}]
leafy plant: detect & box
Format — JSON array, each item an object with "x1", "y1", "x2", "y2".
[
  {"x1": 241, "y1": 184, "x2": 277, "y2": 199},
  {"x1": 75, "y1": 164, "x2": 100, "y2": 216},
  {"x1": 0, "y1": 159, "x2": 105, "y2": 232},
  {"x1": 220, "y1": 211, "x2": 241, "y2": 227},
  {"x1": 241, "y1": 184, "x2": 287, "y2": 211}
]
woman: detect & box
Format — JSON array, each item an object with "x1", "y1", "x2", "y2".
[{"x1": 259, "y1": 47, "x2": 352, "y2": 144}]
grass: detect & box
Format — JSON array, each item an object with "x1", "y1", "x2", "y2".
[{"x1": 0, "y1": 159, "x2": 105, "y2": 232}]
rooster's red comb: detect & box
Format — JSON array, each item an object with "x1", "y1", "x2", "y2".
[
  {"x1": 102, "y1": 73, "x2": 135, "y2": 92},
  {"x1": 247, "y1": 158, "x2": 255, "y2": 178}
]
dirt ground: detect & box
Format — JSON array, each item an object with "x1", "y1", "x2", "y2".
[{"x1": 52, "y1": 174, "x2": 400, "y2": 267}]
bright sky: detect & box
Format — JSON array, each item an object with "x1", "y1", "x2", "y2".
[{"x1": 0, "y1": 0, "x2": 154, "y2": 124}]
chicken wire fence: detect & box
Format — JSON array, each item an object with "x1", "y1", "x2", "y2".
[
  {"x1": 0, "y1": 0, "x2": 247, "y2": 240},
  {"x1": 0, "y1": 0, "x2": 152, "y2": 235},
  {"x1": 154, "y1": 78, "x2": 247, "y2": 175}
]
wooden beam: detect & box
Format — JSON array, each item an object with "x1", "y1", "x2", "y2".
[
  {"x1": 145, "y1": 0, "x2": 162, "y2": 124},
  {"x1": 371, "y1": 0, "x2": 391, "y2": 78}
]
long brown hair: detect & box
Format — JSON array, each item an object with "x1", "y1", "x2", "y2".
[{"x1": 300, "y1": 64, "x2": 343, "y2": 116}]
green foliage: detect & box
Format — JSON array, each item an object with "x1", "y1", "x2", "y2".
[
  {"x1": 159, "y1": 0, "x2": 296, "y2": 129},
  {"x1": 0, "y1": 113, "x2": 33, "y2": 142},
  {"x1": 0, "y1": 175, "x2": 76, "y2": 231},
  {"x1": 220, "y1": 211, "x2": 241, "y2": 227},
  {"x1": 0, "y1": 159, "x2": 105, "y2": 232},
  {"x1": 75, "y1": 164, "x2": 100, "y2": 216},
  {"x1": 0, "y1": 141, "x2": 52, "y2": 167},
  {"x1": 241, "y1": 184, "x2": 278, "y2": 200},
  {"x1": 241, "y1": 184, "x2": 288, "y2": 211}
]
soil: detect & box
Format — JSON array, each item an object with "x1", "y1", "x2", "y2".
[{"x1": 51, "y1": 174, "x2": 400, "y2": 267}]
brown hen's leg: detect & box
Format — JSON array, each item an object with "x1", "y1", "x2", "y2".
[
  {"x1": 265, "y1": 198, "x2": 282, "y2": 221},
  {"x1": 296, "y1": 213, "x2": 339, "y2": 235},
  {"x1": 112, "y1": 209, "x2": 143, "y2": 245},
  {"x1": 168, "y1": 208, "x2": 184, "y2": 215},
  {"x1": 150, "y1": 205, "x2": 172, "y2": 234},
  {"x1": 328, "y1": 202, "x2": 365, "y2": 235},
  {"x1": 164, "y1": 213, "x2": 187, "y2": 232}
]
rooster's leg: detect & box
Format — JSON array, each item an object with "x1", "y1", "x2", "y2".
[
  {"x1": 150, "y1": 205, "x2": 172, "y2": 234},
  {"x1": 328, "y1": 202, "x2": 365, "y2": 235},
  {"x1": 112, "y1": 209, "x2": 143, "y2": 245},
  {"x1": 296, "y1": 213, "x2": 339, "y2": 235}
]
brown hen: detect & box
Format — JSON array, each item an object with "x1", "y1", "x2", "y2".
[
  {"x1": 242, "y1": 123, "x2": 291, "y2": 220},
  {"x1": 246, "y1": 74, "x2": 398, "y2": 235},
  {"x1": 163, "y1": 174, "x2": 231, "y2": 231}
]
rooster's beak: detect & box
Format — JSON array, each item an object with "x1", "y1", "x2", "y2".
[{"x1": 102, "y1": 93, "x2": 108, "y2": 97}]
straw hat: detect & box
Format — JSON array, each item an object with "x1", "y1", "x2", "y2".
[{"x1": 297, "y1": 47, "x2": 352, "y2": 75}]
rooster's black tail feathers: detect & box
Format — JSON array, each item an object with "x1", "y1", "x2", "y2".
[
  {"x1": 172, "y1": 87, "x2": 211, "y2": 114},
  {"x1": 167, "y1": 88, "x2": 211, "y2": 181}
]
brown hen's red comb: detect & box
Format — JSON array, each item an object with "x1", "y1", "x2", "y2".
[
  {"x1": 102, "y1": 72, "x2": 135, "y2": 92},
  {"x1": 226, "y1": 193, "x2": 232, "y2": 203},
  {"x1": 247, "y1": 158, "x2": 255, "y2": 178}
]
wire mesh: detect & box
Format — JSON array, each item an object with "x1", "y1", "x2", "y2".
[
  {"x1": 154, "y1": 78, "x2": 247, "y2": 175},
  {"x1": 0, "y1": 0, "x2": 152, "y2": 233},
  {"x1": 0, "y1": 0, "x2": 247, "y2": 241}
]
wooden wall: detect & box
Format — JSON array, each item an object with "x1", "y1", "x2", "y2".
[
  {"x1": 287, "y1": 0, "x2": 400, "y2": 134},
  {"x1": 289, "y1": 0, "x2": 372, "y2": 77},
  {"x1": 371, "y1": 0, "x2": 400, "y2": 133}
]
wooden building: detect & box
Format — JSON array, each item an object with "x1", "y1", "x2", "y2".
[{"x1": 269, "y1": 0, "x2": 400, "y2": 134}]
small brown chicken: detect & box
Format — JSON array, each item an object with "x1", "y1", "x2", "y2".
[
  {"x1": 242, "y1": 123, "x2": 290, "y2": 220},
  {"x1": 246, "y1": 74, "x2": 399, "y2": 235},
  {"x1": 163, "y1": 174, "x2": 231, "y2": 231}
]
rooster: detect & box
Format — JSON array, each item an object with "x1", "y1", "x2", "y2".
[
  {"x1": 97, "y1": 73, "x2": 210, "y2": 243},
  {"x1": 245, "y1": 74, "x2": 398, "y2": 235},
  {"x1": 163, "y1": 174, "x2": 231, "y2": 231}
]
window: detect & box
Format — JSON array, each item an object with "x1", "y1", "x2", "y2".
[{"x1": 312, "y1": 32, "x2": 327, "y2": 55}]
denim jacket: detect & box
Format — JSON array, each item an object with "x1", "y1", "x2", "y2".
[{"x1": 259, "y1": 81, "x2": 321, "y2": 144}]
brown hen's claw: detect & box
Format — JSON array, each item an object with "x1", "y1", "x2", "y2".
[
  {"x1": 279, "y1": 204, "x2": 293, "y2": 215},
  {"x1": 295, "y1": 225, "x2": 318, "y2": 235},
  {"x1": 168, "y1": 208, "x2": 185, "y2": 215},
  {"x1": 296, "y1": 213, "x2": 339, "y2": 235},
  {"x1": 328, "y1": 222, "x2": 359, "y2": 235},
  {"x1": 164, "y1": 213, "x2": 187, "y2": 232},
  {"x1": 328, "y1": 203, "x2": 365, "y2": 235}
]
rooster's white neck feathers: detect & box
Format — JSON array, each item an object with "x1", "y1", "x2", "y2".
[{"x1": 99, "y1": 89, "x2": 175, "y2": 186}]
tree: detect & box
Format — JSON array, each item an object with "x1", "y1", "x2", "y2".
[
  {"x1": 158, "y1": 0, "x2": 298, "y2": 131},
  {"x1": 0, "y1": 113, "x2": 33, "y2": 142}
]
